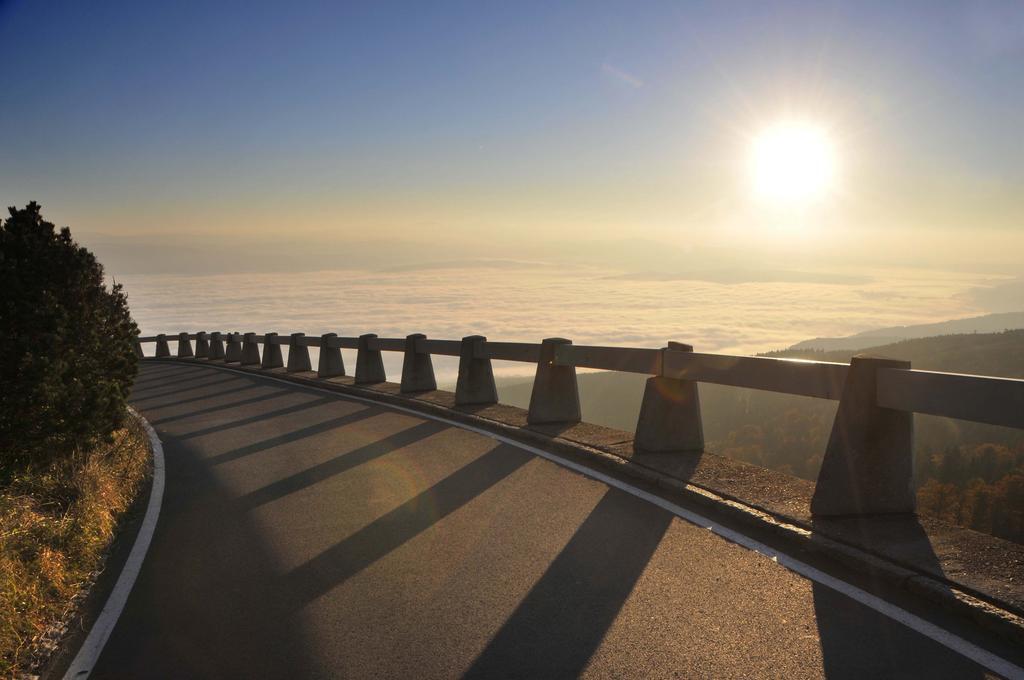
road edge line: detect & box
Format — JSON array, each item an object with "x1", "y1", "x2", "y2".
[{"x1": 61, "y1": 407, "x2": 166, "y2": 680}]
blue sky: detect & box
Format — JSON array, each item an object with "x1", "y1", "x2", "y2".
[{"x1": 1, "y1": 0, "x2": 1022, "y2": 272}]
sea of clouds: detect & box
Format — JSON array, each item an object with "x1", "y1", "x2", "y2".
[{"x1": 120, "y1": 263, "x2": 990, "y2": 382}]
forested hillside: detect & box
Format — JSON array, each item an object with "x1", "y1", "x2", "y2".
[{"x1": 496, "y1": 330, "x2": 1024, "y2": 544}]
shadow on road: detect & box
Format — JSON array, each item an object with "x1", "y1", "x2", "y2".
[
  {"x1": 131, "y1": 369, "x2": 237, "y2": 392},
  {"x1": 151, "y1": 389, "x2": 305, "y2": 426},
  {"x1": 169, "y1": 394, "x2": 337, "y2": 434},
  {"x1": 812, "y1": 516, "x2": 986, "y2": 679},
  {"x1": 285, "y1": 442, "x2": 533, "y2": 608},
  {"x1": 235, "y1": 418, "x2": 446, "y2": 505},
  {"x1": 122, "y1": 364, "x2": 997, "y2": 678},
  {"x1": 90, "y1": 438, "x2": 324, "y2": 679},
  {"x1": 130, "y1": 364, "x2": 207, "y2": 385},
  {"x1": 132, "y1": 382, "x2": 267, "y2": 410},
  {"x1": 464, "y1": 487, "x2": 672, "y2": 679}
]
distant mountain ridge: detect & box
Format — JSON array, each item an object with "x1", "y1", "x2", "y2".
[
  {"x1": 788, "y1": 311, "x2": 1024, "y2": 352},
  {"x1": 768, "y1": 329, "x2": 1024, "y2": 378}
]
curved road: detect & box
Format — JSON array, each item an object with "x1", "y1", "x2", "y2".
[{"x1": 87, "y1": 362, "x2": 1018, "y2": 679}]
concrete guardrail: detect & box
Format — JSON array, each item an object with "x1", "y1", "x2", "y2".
[{"x1": 135, "y1": 330, "x2": 1024, "y2": 518}]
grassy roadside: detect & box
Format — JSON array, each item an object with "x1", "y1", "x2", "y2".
[{"x1": 0, "y1": 411, "x2": 151, "y2": 678}]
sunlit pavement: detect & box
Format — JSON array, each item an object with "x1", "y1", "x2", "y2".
[{"x1": 91, "y1": 362, "x2": 1007, "y2": 679}]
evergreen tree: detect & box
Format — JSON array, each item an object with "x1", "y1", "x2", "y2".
[{"x1": 0, "y1": 202, "x2": 138, "y2": 471}]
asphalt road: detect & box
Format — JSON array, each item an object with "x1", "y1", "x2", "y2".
[{"x1": 89, "y1": 362, "x2": 1012, "y2": 679}]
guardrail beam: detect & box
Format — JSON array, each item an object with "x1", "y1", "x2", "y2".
[
  {"x1": 812, "y1": 356, "x2": 915, "y2": 517},
  {"x1": 368, "y1": 337, "x2": 406, "y2": 352},
  {"x1": 479, "y1": 341, "x2": 542, "y2": 363},
  {"x1": 416, "y1": 338, "x2": 462, "y2": 357},
  {"x1": 634, "y1": 342, "x2": 704, "y2": 453},
  {"x1": 355, "y1": 333, "x2": 386, "y2": 384},
  {"x1": 878, "y1": 368, "x2": 1024, "y2": 430},
  {"x1": 554, "y1": 344, "x2": 660, "y2": 374},
  {"x1": 456, "y1": 335, "x2": 498, "y2": 406},
  {"x1": 528, "y1": 338, "x2": 581, "y2": 425}
]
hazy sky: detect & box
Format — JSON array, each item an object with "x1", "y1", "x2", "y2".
[{"x1": 2, "y1": 0, "x2": 1023, "y2": 274}]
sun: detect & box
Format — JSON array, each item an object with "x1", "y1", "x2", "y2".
[{"x1": 750, "y1": 121, "x2": 836, "y2": 205}]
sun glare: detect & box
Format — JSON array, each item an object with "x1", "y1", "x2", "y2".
[{"x1": 750, "y1": 121, "x2": 836, "y2": 205}]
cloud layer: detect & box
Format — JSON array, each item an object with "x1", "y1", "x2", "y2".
[{"x1": 123, "y1": 264, "x2": 990, "y2": 381}]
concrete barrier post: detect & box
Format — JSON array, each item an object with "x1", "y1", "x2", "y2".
[
  {"x1": 355, "y1": 333, "x2": 386, "y2": 384},
  {"x1": 400, "y1": 334, "x2": 437, "y2": 393},
  {"x1": 455, "y1": 335, "x2": 498, "y2": 406},
  {"x1": 155, "y1": 334, "x2": 171, "y2": 358},
  {"x1": 177, "y1": 332, "x2": 194, "y2": 358},
  {"x1": 241, "y1": 332, "x2": 261, "y2": 366},
  {"x1": 261, "y1": 332, "x2": 284, "y2": 369},
  {"x1": 812, "y1": 356, "x2": 915, "y2": 517},
  {"x1": 133, "y1": 339, "x2": 145, "y2": 359},
  {"x1": 317, "y1": 333, "x2": 345, "y2": 378},
  {"x1": 209, "y1": 332, "x2": 226, "y2": 360},
  {"x1": 527, "y1": 338, "x2": 581, "y2": 425},
  {"x1": 634, "y1": 342, "x2": 704, "y2": 453},
  {"x1": 194, "y1": 331, "x2": 210, "y2": 358},
  {"x1": 224, "y1": 333, "x2": 242, "y2": 363},
  {"x1": 287, "y1": 333, "x2": 312, "y2": 372}
]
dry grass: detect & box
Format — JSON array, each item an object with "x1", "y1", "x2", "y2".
[{"x1": 0, "y1": 412, "x2": 151, "y2": 678}]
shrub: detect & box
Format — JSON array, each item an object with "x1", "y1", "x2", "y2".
[
  {"x1": 0, "y1": 417, "x2": 151, "y2": 676},
  {"x1": 0, "y1": 202, "x2": 138, "y2": 472}
]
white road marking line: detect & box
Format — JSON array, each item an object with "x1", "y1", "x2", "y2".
[
  {"x1": 62, "y1": 408, "x2": 166, "y2": 680},
  {"x1": 142, "y1": 363, "x2": 1024, "y2": 679}
]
